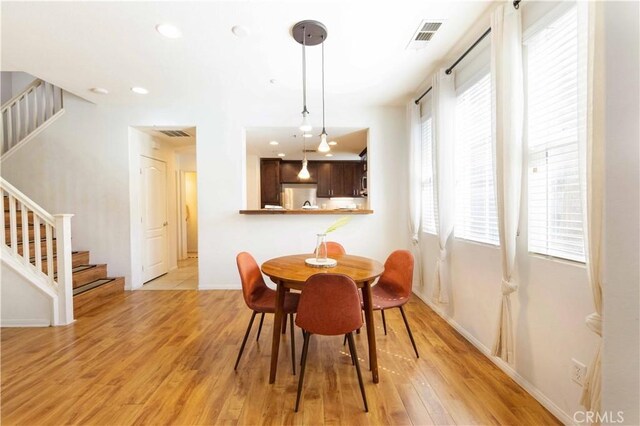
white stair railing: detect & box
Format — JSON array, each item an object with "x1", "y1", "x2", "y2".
[
  {"x1": 1, "y1": 177, "x2": 73, "y2": 325},
  {"x1": 1, "y1": 79, "x2": 64, "y2": 158}
]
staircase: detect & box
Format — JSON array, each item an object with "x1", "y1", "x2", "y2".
[
  {"x1": 2, "y1": 178, "x2": 124, "y2": 324},
  {"x1": 1, "y1": 78, "x2": 65, "y2": 159}
]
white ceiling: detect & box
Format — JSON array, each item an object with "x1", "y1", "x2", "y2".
[
  {"x1": 1, "y1": 1, "x2": 493, "y2": 108},
  {"x1": 246, "y1": 127, "x2": 366, "y2": 160}
]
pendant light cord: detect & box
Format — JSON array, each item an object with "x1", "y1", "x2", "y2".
[
  {"x1": 321, "y1": 35, "x2": 326, "y2": 133},
  {"x1": 302, "y1": 26, "x2": 308, "y2": 114}
]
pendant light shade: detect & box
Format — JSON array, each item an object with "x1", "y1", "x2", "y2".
[
  {"x1": 318, "y1": 132, "x2": 330, "y2": 153},
  {"x1": 298, "y1": 158, "x2": 311, "y2": 179},
  {"x1": 299, "y1": 111, "x2": 312, "y2": 132}
]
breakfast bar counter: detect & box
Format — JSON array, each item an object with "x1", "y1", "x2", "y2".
[{"x1": 238, "y1": 209, "x2": 373, "y2": 215}]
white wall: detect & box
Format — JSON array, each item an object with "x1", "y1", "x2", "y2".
[
  {"x1": 1, "y1": 90, "x2": 409, "y2": 291},
  {"x1": 0, "y1": 71, "x2": 37, "y2": 103},
  {"x1": 601, "y1": 2, "x2": 639, "y2": 424},
  {"x1": 1, "y1": 261, "x2": 52, "y2": 326}
]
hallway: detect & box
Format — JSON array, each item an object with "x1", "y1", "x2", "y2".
[{"x1": 140, "y1": 258, "x2": 198, "y2": 290}]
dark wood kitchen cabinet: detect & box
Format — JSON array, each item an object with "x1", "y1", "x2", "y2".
[
  {"x1": 315, "y1": 161, "x2": 363, "y2": 198},
  {"x1": 343, "y1": 162, "x2": 363, "y2": 197},
  {"x1": 316, "y1": 162, "x2": 332, "y2": 197},
  {"x1": 260, "y1": 159, "x2": 364, "y2": 204},
  {"x1": 260, "y1": 159, "x2": 281, "y2": 207}
]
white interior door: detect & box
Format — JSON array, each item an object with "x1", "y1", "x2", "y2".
[{"x1": 141, "y1": 156, "x2": 168, "y2": 283}]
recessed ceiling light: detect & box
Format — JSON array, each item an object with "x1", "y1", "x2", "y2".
[
  {"x1": 156, "y1": 24, "x2": 182, "y2": 39},
  {"x1": 328, "y1": 141, "x2": 337, "y2": 146},
  {"x1": 302, "y1": 133, "x2": 313, "y2": 138},
  {"x1": 131, "y1": 87, "x2": 149, "y2": 95},
  {"x1": 278, "y1": 153, "x2": 286, "y2": 157},
  {"x1": 269, "y1": 141, "x2": 279, "y2": 145},
  {"x1": 325, "y1": 153, "x2": 333, "y2": 157},
  {"x1": 90, "y1": 87, "x2": 109, "y2": 95},
  {"x1": 231, "y1": 25, "x2": 250, "y2": 38}
]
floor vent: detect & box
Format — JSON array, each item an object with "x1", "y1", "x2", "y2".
[{"x1": 407, "y1": 20, "x2": 443, "y2": 50}]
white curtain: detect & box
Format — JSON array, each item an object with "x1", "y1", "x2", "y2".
[
  {"x1": 579, "y1": 1, "x2": 603, "y2": 415},
  {"x1": 432, "y1": 69, "x2": 456, "y2": 304},
  {"x1": 490, "y1": 3, "x2": 524, "y2": 363},
  {"x1": 407, "y1": 101, "x2": 424, "y2": 289}
]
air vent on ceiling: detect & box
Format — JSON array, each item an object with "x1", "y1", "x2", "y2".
[
  {"x1": 303, "y1": 149, "x2": 317, "y2": 153},
  {"x1": 158, "y1": 130, "x2": 190, "y2": 137},
  {"x1": 407, "y1": 20, "x2": 443, "y2": 50}
]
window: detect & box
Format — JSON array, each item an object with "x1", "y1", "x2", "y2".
[
  {"x1": 526, "y1": 6, "x2": 585, "y2": 262},
  {"x1": 454, "y1": 72, "x2": 499, "y2": 245},
  {"x1": 421, "y1": 116, "x2": 437, "y2": 234}
]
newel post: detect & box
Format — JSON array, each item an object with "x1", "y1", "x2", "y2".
[{"x1": 54, "y1": 214, "x2": 74, "y2": 325}]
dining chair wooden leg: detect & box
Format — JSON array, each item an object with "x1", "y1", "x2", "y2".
[
  {"x1": 399, "y1": 306, "x2": 419, "y2": 358},
  {"x1": 289, "y1": 313, "x2": 296, "y2": 375},
  {"x1": 381, "y1": 309, "x2": 387, "y2": 335},
  {"x1": 256, "y1": 313, "x2": 265, "y2": 341},
  {"x1": 347, "y1": 332, "x2": 368, "y2": 412},
  {"x1": 295, "y1": 332, "x2": 311, "y2": 412},
  {"x1": 346, "y1": 334, "x2": 355, "y2": 365},
  {"x1": 343, "y1": 334, "x2": 347, "y2": 346},
  {"x1": 282, "y1": 313, "x2": 288, "y2": 334},
  {"x1": 234, "y1": 311, "x2": 257, "y2": 370},
  {"x1": 300, "y1": 331, "x2": 308, "y2": 366}
]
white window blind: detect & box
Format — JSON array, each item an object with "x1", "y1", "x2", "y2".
[
  {"x1": 421, "y1": 116, "x2": 437, "y2": 234},
  {"x1": 454, "y1": 73, "x2": 499, "y2": 245},
  {"x1": 526, "y1": 6, "x2": 585, "y2": 262}
]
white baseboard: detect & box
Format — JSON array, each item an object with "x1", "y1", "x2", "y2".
[
  {"x1": 412, "y1": 290, "x2": 574, "y2": 426},
  {"x1": 1, "y1": 318, "x2": 51, "y2": 327}
]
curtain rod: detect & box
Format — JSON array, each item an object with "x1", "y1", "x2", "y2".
[
  {"x1": 414, "y1": 86, "x2": 432, "y2": 105},
  {"x1": 414, "y1": 0, "x2": 521, "y2": 104}
]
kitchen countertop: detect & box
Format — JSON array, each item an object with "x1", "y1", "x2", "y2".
[{"x1": 239, "y1": 209, "x2": 373, "y2": 215}]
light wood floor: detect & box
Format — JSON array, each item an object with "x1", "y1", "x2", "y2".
[{"x1": 1, "y1": 290, "x2": 560, "y2": 425}]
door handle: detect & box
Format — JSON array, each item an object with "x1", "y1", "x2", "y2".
[{"x1": 163, "y1": 222, "x2": 168, "y2": 227}]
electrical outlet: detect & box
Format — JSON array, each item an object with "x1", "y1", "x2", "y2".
[{"x1": 570, "y1": 359, "x2": 587, "y2": 386}]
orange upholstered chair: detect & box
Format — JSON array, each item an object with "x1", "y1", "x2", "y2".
[
  {"x1": 313, "y1": 241, "x2": 346, "y2": 257},
  {"x1": 368, "y1": 250, "x2": 419, "y2": 358},
  {"x1": 294, "y1": 274, "x2": 368, "y2": 412},
  {"x1": 235, "y1": 252, "x2": 299, "y2": 374}
]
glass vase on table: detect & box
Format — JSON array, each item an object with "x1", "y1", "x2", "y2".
[{"x1": 315, "y1": 233, "x2": 328, "y2": 263}]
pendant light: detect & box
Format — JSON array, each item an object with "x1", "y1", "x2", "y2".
[
  {"x1": 317, "y1": 35, "x2": 331, "y2": 153},
  {"x1": 293, "y1": 21, "x2": 327, "y2": 132},
  {"x1": 299, "y1": 26, "x2": 312, "y2": 132},
  {"x1": 298, "y1": 134, "x2": 311, "y2": 180},
  {"x1": 292, "y1": 21, "x2": 328, "y2": 179}
]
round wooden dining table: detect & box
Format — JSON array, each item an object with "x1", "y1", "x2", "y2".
[{"x1": 261, "y1": 253, "x2": 384, "y2": 384}]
